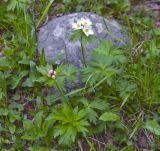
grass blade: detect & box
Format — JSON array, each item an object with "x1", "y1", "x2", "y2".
[{"x1": 36, "y1": 0, "x2": 54, "y2": 28}]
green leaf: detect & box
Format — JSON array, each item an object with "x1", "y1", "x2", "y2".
[
  {"x1": 145, "y1": 120, "x2": 160, "y2": 136},
  {"x1": 60, "y1": 64, "x2": 77, "y2": 81},
  {"x1": 42, "y1": 116, "x2": 55, "y2": 133},
  {"x1": 36, "y1": 0, "x2": 55, "y2": 28},
  {"x1": 92, "y1": 41, "x2": 127, "y2": 65},
  {"x1": 36, "y1": 77, "x2": 48, "y2": 83},
  {"x1": 36, "y1": 64, "x2": 52, "y2": 76},
  {"x1": 9, "y1": 125, "x2": 16, "y2": 134},
  {"x1": 45, "y1": 94, "x2": 56, "y2": 105},
  {"x1": 0, "y1": 90, "x2": 3, "y2": 100},
  {"x1": 90, "y1": 99, "x2": 108, "y2": 110},
  {"x1": 10, "y1": 70, "x2": 28, "y2": 89},
  {"x1": 129, "y1": 120, "x2": 142, "y2": 139},
  {"x1": 63, "y1": 0, "x2": 71, "y2": 4},
  {"x1": 18, "y1": 58, "x2": 30, "y2": 65},
  {"x1": 7, "y1": 0, "x2": 18, "y2": 11},
  {"x1": 70, "y1": 30, "x2": 81, "y2": 42},
  {"x1": 2, "y1": 108, "x2": 9, "y2": 116},
  {"x1": 34, "y1": 111, "x2": 43, "y2": 128},
  {"x1": 120, "y1": 93, "x2": 131, "y2": 108},
  {"x1": 23, "y1": 119, "x2": 34, "y2": 130},
  {"x1": 0, "y1": 71, "x2": 7, "y2": 99},
  {"x1": 52, "y1": 105, "x2": 89, "y2": 145},
  {"x1": 0, "y1": 57, "x2": 11, "y2": 70},
  {"x1": 59, "y1": 127, "x2": 77, "y2": 145},
  {"x1": 7, "y1": 0, "x2": 29, "y2": 11},
  {"x1": 82, "y1": 34, "x2": 95, "y2": 46},
  {"x1": 4, "y1": 49, "x2": 14, "y2": 56},
  {"x1": 40, "y1": 48, "x2": 47, "y2": 66},
  {"x1": 22, "y1": 134, "x2": 38, "y2": 140},
  {"x1": 99, "y1": 112, "x2": 120, "y2": 122},
  {"x1": 22, "y1": 78, "x2": 34, "y2": 87},
  {"x1": 85, "y1": 108, "x2": 98, "y2": 124},
  {"x1": 31, "y1": 146, "x2": 56, "y2": 151},
  {"x1": 12, "y1": 94, "x2": 20, "y2": 101}
]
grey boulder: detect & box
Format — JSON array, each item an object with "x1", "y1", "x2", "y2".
[{"x1": 38, "y1": 12, "x2": 129, "y2": 67}]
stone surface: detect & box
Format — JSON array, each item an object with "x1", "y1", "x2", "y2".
[{"x1": 38, "y1": 12, "x2": 129, "y2": 67}]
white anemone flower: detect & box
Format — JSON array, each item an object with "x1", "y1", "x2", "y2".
[
  {"x1": 72, "y1": 20, "x2": 82, "y2": 30},
  {"x1": 82, "y1": 26, "x2": 94, "y2": 36},
  {"x1": 80, "y1": 18, "x2": 92, "y2": 26}
]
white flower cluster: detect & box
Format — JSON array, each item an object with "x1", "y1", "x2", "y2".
[{"x1": 71, "y1": 18, "x2": 94, "y2": 37}]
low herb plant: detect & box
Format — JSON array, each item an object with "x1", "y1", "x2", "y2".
[{"x1": 0, "y1": 0, "x2": 160, "y2": 150}]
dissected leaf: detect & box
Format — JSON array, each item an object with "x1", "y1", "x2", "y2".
[
  {"x1": 52, "y1": 105, "x2": 89, "y2": 145},
  {"x1": 90, "y1": 98, "x2": 108, "y2": 110},
  {"x1": 145, "y1": 120, "x2": 160, "y2": 136}
]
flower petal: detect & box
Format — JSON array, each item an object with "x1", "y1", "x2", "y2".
[
  {"x1": 80, "y1": 18, "x2": 92, "y2": 26},
  {"x1": 82, "y1": 26, "x2": 94, "y2": 36}
]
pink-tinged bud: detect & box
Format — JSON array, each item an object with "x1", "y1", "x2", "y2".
[
  {"x1": 48, "y1": 69, "x2": 54, "y2": 76},
  {"x1": 51, "y1": 75, "x2": 56, "y2": 79},
  {"x1": 48, "y1": 69, "x2": 57, "y2": 78},
  {"x1": 53, "y1": 71, "x2": 57, "y2": 75}
]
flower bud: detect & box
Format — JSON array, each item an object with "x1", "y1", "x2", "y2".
[{"x1": 51, "y1": 75, "x2": 56, "y2": 79}]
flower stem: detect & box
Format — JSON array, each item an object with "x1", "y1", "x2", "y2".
[
  {"x1": 81, "y1": 34, "x2": 87, "y2": 67},
  {"x1": 55, "y1": 80, "x2": 68, "y2": 104}
]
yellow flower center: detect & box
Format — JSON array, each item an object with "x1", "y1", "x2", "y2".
[
  {"x1": 84, "y1": 21, "x2": 87, "y2": 25},
  {"x1": 77, "y1": 24, "x2": 81, "y2": 28},
  {"x1": 85, "y1": 28, "x2": 89, "y2": 33}
]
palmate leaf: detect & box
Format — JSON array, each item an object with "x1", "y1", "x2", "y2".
[
  {"x1": 22, "y1": 112, "x2": 47, "y2": 141},
  {"x1": 80, "y1": 98, "x2": 108, "y2": 123},
  {"x1": 59, "y1": 127, "x2": 77, "y2": 145},
  {"x1": 52, "y1": 105, "x2": 89, "y2": 145},
  {"x1": 7, "y1": 0, "x2": 29, "y2": 11},
  {"x1": 92, "y1": 41, "x2": 127, "y2": 65},
  {"x1": 118, "y1": 79, "x2": 138, "y2": 106},
  {"x1": 84, "y1": 108, "x2": 98, "y2": 124},
  {"x1": 82, "y1": 41, "x2": 126, "y2": 88},
  {"x1": 59, "y1": 64, "x2": 77, "y2": 81},
  {"x1": 83, "y1": 65, "x2": 117, "y2": 87}
]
